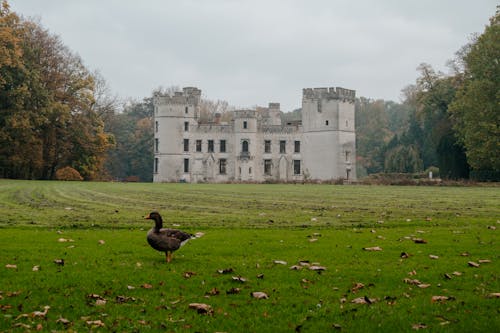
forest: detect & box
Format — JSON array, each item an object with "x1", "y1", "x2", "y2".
[{"x1": 1, "y1": 1, "x2": 498, "y2": 182}]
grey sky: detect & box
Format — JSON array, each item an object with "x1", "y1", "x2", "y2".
[{"x1": 10, "y1": 0, "x2": 497, "y2": 111}]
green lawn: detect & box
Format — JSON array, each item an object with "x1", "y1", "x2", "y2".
[{"x1": 0, "y1": 180, "x2": 499, "y2": 332}]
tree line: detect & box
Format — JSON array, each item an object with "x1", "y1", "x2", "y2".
[{"x1": 1, "y1": 1, "x2": 498, "y2": 181}]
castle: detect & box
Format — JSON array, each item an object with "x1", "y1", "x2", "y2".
[{"x1": 153, "y1": 86, "x2": 356, "y2": 183}]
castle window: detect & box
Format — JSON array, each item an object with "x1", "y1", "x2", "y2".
[
  {"x1": 264, "y1": 140, "x2": 271, "y2": 153},
  {"x1": 346, "y1": 120, "x2": 349, "y2": 127},
  {"x1": 325, "y1": 120, "x2": 329, "y2": 126},
  {"x1": 184, "y1": 121, "x2": 189, "y2": 131},
  {"x1": 243, "y1": 121, "x2": 248, "y2": 129},
  {"x1": 184, "y1": 158, "x2": 189, "y2": 173},
  {"x1": 196, "y1": 140, "x2": 202, "y2": 152},
  {"x1": 294, "y1": 140, "x2": 300, "y2": 153},
  {"x1": 220, "y1": 140, "x2": 226, "y2": 153},
  {"x1": 345, "y1": 151, "x2": 350, "y2": 162},
  {"x1": 249, "y1": 167, "x2": 252, "y2": 174},
  {"x1": 155, "y1": 138, "x2": 159, "y2": 152},
  {"x1": 219, "y1": 159, "x2": 227, "y2": 174},
  {"x1": 183, "y1": 139, "x2": 189, "y2": 152},
  {"x1": 242, "y1": 140, "x2": 249, "y2": 153},
  {"x1": 264, "y1": 159, "x2": 272, "y2": 175},
  {"x1": 155, "y1": 121, "x2": 158, "y2": 132},
  {"x1": 293, "y1": 160, "x2": 301, "y2": 175},
  {"x1": 280, "y1": 140, "x2": 286, "y2": 154},
  {"x1": 185, "y1": 106, "x2": 188, "y2": 114},
  {"x1": 208, "y1": 140, "x2": 214, "y2": 152},
  {"x1": 154, "y1": 158, "x2": 158, "y2": 173}
]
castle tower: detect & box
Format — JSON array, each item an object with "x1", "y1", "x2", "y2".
[
  {"x1": 232, "y1": 110, "x2": 257, "y2": 181},
  {"x1": 153, "y1": 87, "x2": 201, "y2": 182},
  {"x1": 301, "y1": 87, "x2": 356, "y2": 181}
]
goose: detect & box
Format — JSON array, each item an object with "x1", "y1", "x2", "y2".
[{"x1": 144, "y1": 211, "x2": 192, "y2": 263}]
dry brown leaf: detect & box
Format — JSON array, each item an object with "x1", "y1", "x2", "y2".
[
  {"x1": 404, "y1": 278, "x2": 423, "y2": 285},
  {"x1": 141, "y1": 283, "x2": 153, "y2": 289},
  {"x1": 217, "y1": 268, "x2": 234, "y2": 274},
  {"x1": 56, "y1": 317, "x2": 71, "y2": 326},
  {"x1": 487, "y1": 225, "x2": 496, "y2": 230},
  {"x1": 95, "y1": 299, "x2": 107, "y2": 306},
  {"x1": 309, "y1": 265, "x2": 327, "y2": 271},
  {"x1": 417, "y1": 284, "x2": 431, "y2": 289},
  {"x1": 351, "y1": 282, "x2": 365, "y2": 293},
  {"x1": 86, "y1": 320, "x2": 105, "y2": 327},
  {"x1": 116, "y1": 295, "x2": 136, "y2": 303},
  {"x1": 226, "y1": 287, "x2": 241, "y2": 294},
  {"x1": 53, "y1": 259, "x2": 64, "y2": 266},
  {"x1": 412, "y1": 238, "x2": 427, "y2": 244},
  {"x1": 309, "y1": 238, "x2": 318, "y2": 242},
  {"x1": 412, "y1": 323, "x2": 428, "y2": 330},
  {"x1": 232, "y1": 276, "x2": 247, "y2": 283},
  {"x1": 478, "y1": 259, "x2": 491, "y2": 264},
  {"x1": 460, "y1": 252, "x2": 470, "y2": 256},
  {"x1": 290, "y1": 265, "x2": 303, "y2": 270},
  {"x1": 487, "y1": 293, "x2": 500, "y2": 298},
  {"x1": 5, "y1": 264, "x2": 17, "y2": 269},
  {"x1": 98, "y1": 240, "x2": 105, "y2": 245},
  {"x1": 194, "y1": 232, "x2": 205, "y2": 238},
  {"x1": 351, "y1": 296, "x2": 377, "y2": 304},
  {"x1": 468, "y1": 261, "x2": 480, "y2": 268},
  {"x1": 363, "y1": 246, "x2": 382, "y2": 251},
  {"x1": 429, "y1": 255, "x2": 439, "y2": 260},
  {"x1": 32, "y1": 265, "x2": 40, "y2": 271},
  {"x1": 452, "y1": 271, "x2": 462, "y2": 276},
  {"x1": 401, "y1": 252, "x2": 410, "y2": 259},
  {"x1": 273, "y1": 260, "x2": 287, "y2": 265},
  {"x1": 183, "y1": 271, "x2": 196, "y2": 279},
  {"x1": 188, "y1": 303, "x2": 213, "y2": 314},
  {"x1": 206, "y1": 287, "x2": 220, "y2": 296},
  {"x1": 251, "y1": 291, "x2": 269, "y2": 299},
  {"x1": 431, "y1": 296, "x2": 449, "y2": 303}
]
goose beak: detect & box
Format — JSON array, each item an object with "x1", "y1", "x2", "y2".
[{"x1": 144, "y1": 213, "x2": 151, "y2": 219}]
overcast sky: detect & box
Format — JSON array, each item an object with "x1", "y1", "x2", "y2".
[{"x1": 10, "y1": 0, "x2": 497, "y2": 111}]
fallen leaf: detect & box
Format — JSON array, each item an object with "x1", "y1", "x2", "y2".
[
  {"x1": 87, "y1": 293, "x2": 105, "y2": 300},
  {"x1": 56, "y1": 317, "x2": 71, "y2": 326},
  {"x1": 412, "y1": 323, "x2": 428, "y2": 330},
  {"x1": 468, "y1": 261, "x2": 480, "y2": 268},
  {"x1": 53, "y1": 259, "x2": 64, "y2": 266},
  {"x1": 232, "y1": 276, "x2": 247, "y2": 283},
  {"x1": 413, "y1": 238, "x2": 427, "y2": 244},
  {"x1": 273, "y1": 260, "x2": 287, "y2": 265},
  {"x1": 404, "y1": 278, "x2": 423, "y2": 285},
  {"x1": 226, "y1": 287, "x2": 241, "y2": 294},
  {"x1": 478, "y1": 259, "x2": 491, "y2": 264},
  {"x1": 116, "y1": 295, "x2": 136, "y2": 303},
  {"x1": 408, "y1": 270, "x2": 417, "y2": 276},
  {"x1": 460, "y1": 252, "x2": 470, "y2": 256},
  {"x1": 351, "y1": 282, "x2": 365, "y2": 293},
  {"x1": 452, "y1": 271, "x2": 462, "y2": 276},
  {"x1": 251, "y1": 291, "x2": 269, "y2": 299},
  {"x1": 98, "y1": 240, "x2": 105, "y2": 245},
  {"x1": 183, "y1": 271, "x2": 196, "y2": 279},
  {"x1": 363, "y1": 246, "x2": 382, "y2": 251},
  {"x1": 431, "y1": 296, "x2": 449, "y2": 303},
  {"x1": 401, "y1": 252, "x2": 410, "y2": 259},
  {"x1": 206, "y1": 287, "x2": 220, "y2": 296},
  {"x1": 5, "y1": 264, "x2": 17, "y2": 269},
  {"x1": 188, "y1": 303, "x2": 213, "y2": 314},
  {"x1": 32, "y1": 305, "x2": 50, "y2": 318},
  {"x1": 351, "y1": 296, "x2": 377, "y2": 304},
  {"x1": 417, "y1": 284, "x2": 431, "y2": 289},
  {"x1": 487, "y1": 225, "x2": 496, "y2": 230},
  {"x1": 309, "y1": 265, "x2": 326, "y2": 271},
  {"x1": 290, "y1": 265, "x2": 303, "y2": 270},
  {"x1": 127, "y1": 285, "x2": 135, "y2": 290},
  {"x1": 32, "y1": 265, "x2": 40, "y2": 271},
  {"x1": 141, "y1": 283, "x2": 153, "y2": 289},
  {"x1": 309, "y1": 238, "x2": 318, "y2": 242},
  {"x1": 217, "y1": 268, "x2": 233, "y2": 274},
  {"x1": 257, "y1": 273, "x2": 264, "y2": 279},
  {"x1": 86, "y1": 320, "x2": 105, "y2": 327},
  {"x1": 95, "y1": 299, "x2": 107, "y2": 306},
  {"x1": 429, "y1": 255, "x2": 439, "y2": 260},
  {"x1": 194, "y1": 232, "x2": 205, "y2": 238},
  {"x1": 487, "y1": 293, "x2": 500, "y2": 298}
]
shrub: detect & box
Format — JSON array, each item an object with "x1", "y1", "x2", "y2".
[{"x1": 55, "y1": 167, "x2": 83, "y2": 181}]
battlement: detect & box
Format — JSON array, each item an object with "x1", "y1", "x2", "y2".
[
  {"x1": 233, "y1": 110, "x2": 257, "y2": 118},
  {"x1": 154, "y1": 87, "x2": 202, "y2": 106},
  {"x1": 302, "y1": 87, "x2": 355, "y2": 102}
]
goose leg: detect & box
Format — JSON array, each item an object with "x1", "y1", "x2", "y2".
[{"x1": 166, "y1": 251, "x2": 172, "y2": 263}]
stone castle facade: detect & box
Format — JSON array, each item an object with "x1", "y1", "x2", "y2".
[{"x1": 153, "y1": 86, "x2": 356, "y2": 183}]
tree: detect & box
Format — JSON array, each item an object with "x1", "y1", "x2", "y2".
[
  {"x1": 449, "y1": 9, "x2": 500, "y2": 179},
  {"x1": 0, "y1": 1, "x2": 114, "y2": 179}
]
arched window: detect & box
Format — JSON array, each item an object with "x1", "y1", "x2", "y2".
[{"x1": 242, "y1": 140, "x2": 249, "y2": 153}]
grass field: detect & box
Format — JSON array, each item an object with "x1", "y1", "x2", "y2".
[{"x1": 0, "y1": 180, "x2": 499, "y2": 332}]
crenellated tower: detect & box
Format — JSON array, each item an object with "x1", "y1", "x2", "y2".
[{"x1": 301, "y1": 87, "x2": 356, "y2": 180}]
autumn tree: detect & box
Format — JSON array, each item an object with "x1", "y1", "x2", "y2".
[
  {"x1": 449, "y1": 9, "x2": 500, "y2": 180},
  {"x1": 0, "y1": 1, "x2": 114, "y2": 179}
]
